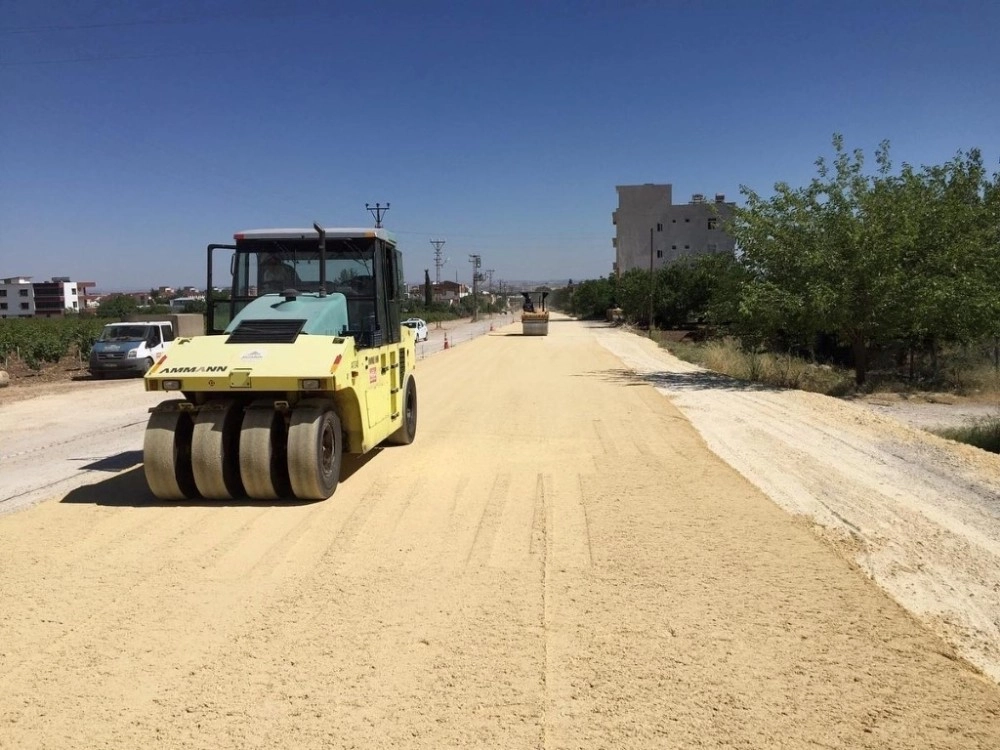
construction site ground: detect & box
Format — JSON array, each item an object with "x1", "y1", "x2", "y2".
[{"x1": 1, "y1": 314, "x2": 999, "y2": 749}]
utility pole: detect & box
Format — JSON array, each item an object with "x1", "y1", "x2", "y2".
[
  {"x1": 648, "y1": 227, "x2": 655, "y2": 337},
  {"x1": 485, "y1": 269, "x2": 495, "y2": 293},
  {"x1": 430, "y1": 239, "x2": 446, "y2": 284},
  {"x1": 365, "y1": 202, "x2": 390, "y2": 228},
  {"x1": 469, "y1": 254, "x2": 481, "y2": 321}
]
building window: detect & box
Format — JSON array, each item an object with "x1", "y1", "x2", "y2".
[
  {"x1": 684, "y1": 245, "x2": 690, "y2": 250},
  {"x1": 656, "y1": 249, "x2": 663, "y2": 259},
  {"x1": 19, "y1": 289, "x2": 28, "y2": 297},
  {"x1": 671, "y1": 245, "x2": 677, "y2": 250},
  {"x1": 684, "y1": 218, "x2": 690, "y2": 223},
  {"x1": 0, "y1": 303, "x2": 6, "y2": 310},
  {"x1": 0, "y1": 289, "x2": 6, "y2": 297},
  {"x1": 671, "y1": 219, "x2": 677, "y2": 223},
  {"x1": 656, "y1": 223, "x2": 663, "y2": 232},
  {"x1": 20, "y1": 302, "x2": 30, "y2": 310},
  {"x1": 708, "y1": 217, "x2": 718, "y2": 230}
]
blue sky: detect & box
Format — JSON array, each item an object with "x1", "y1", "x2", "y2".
[{"x1": 2, "y1": 0, "x2": 998, "y2": 290}]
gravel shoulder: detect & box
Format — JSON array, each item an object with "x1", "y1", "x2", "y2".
[{"x1": 856, "y1": 393, "x2": 1000, "y2": 431}]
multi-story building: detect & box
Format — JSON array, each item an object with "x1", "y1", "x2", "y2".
[
  {"x1": 612, "y1": 184, "x2": 736, "y2": 275},
  {"x1": 32, "y1": 277, "x2": 83, "y2": 318},
  {"x1": 0, "y1": 276, "x2": 36, "y2": 318},
  {"x1": 0, "y1": 276, "x2": 97, "y2": 318}
]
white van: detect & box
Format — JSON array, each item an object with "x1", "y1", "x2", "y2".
[{"x1": 88, "y1": 321, "x2": 175, "y2": 378}]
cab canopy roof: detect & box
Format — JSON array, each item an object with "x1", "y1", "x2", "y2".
[{"x1": 234, "y1": 227, "x2": 395, "y2": 244}]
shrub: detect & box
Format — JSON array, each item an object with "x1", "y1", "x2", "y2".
[
  {"x1": 661, "y1": 336, "x2": 853, "y2": 395},
  {"x1": 0, "y1": 317, "x2": 104, "y2": 369}
]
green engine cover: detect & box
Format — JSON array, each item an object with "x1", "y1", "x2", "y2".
[{"x1": 225, "y1": 292, "x2": 350, "y2": 338}]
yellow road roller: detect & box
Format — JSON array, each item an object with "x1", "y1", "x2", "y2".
[
  {"x1": 520, "y1": 291, "x2": 550, "y2": 335},
  {"x1": 142, "y1": 224, "x2": 417, "y2": 501}
]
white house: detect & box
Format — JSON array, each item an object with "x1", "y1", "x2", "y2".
[{"x1": 0, "y1": 276, "x2": 36, "y2": 318}]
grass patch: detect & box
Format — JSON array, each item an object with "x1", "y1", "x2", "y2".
[
  {"x1": 932, "y1": 418, "x2": 1000, "y2": 454},
  {"x1": 652, "y1": 332, "x2": 1000, "y2": 400},
  {"x1": 661, "y1": 336, "x2": 854, "y2": 395}
]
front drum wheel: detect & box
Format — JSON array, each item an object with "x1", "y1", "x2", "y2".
[
  {"x1": 143, "y1": 405, "x2": 198, "y2": 500},
  {"x1": 287, "y1": 402, "x2": 342, "y2": 500},
  {"x1": 240, "y1": 400, "x2": 292, "y2": 500},
  {"x1": 191, "y1": 399, "x2": 246, "y2": 500}
]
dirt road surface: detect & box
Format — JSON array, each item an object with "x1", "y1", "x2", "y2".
[{"x1": 2, "y1": 316, "x2": 999, "y2": 748}]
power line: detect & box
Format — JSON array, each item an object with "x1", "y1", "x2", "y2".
[
  {"x1": 1, "y1": 8, "x2": 330, "y2": 35},
  {"x1": 389, "y1": 228, "x2": 609, "y2": 241},
  {"x1": 0, "y1": 48, "x2": 244, "y2": 66}
]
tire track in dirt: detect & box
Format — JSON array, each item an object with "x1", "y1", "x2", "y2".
[{"x1": 465, "y1": 472, "x2": 511, "y2": 569}]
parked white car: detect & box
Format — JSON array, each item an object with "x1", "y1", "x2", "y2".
[{"x1": 402, "y1": 317, "x2": 429, "y2": 342}]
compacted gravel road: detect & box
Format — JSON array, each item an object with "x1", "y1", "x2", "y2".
[{"x1": 1, "y1": 316, "x2": 999, "y2": 749}]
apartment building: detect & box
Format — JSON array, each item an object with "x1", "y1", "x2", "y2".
[
  {"x1": 0, "y1": 276, "x2": 95, "y2": 318},
  {"x1": 0, "y1": 276, "x2": 36, "y2": 318},
  {"x1": 612, "y1": 184, "x2": 736, "y2": 274},
  {"x1": 33, "y1": 277, "x2": 83, "y2": 318}
]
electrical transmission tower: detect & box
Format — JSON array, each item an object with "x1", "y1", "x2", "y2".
[
  {"x1": 431, "y1": 239, "x2": 446, "y2": 284},
  {"x1": 485, "y1": 269, "x2": 495, "y2": 292}
]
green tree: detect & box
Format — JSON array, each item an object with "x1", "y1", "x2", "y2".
[
  {"x1": 615, "y1": 268, "x2": 654, "y2": 326},
  {"x1": 890, "y1": 150, "x2": 1000, "y2": 363},
  {"x1": 567, "y1": 277, "x2": 614, "y2": 319},
  {"x1": 98, "y1": 294, "x2": 139, "y2": 319},
  {"x1": 731, "y1": 136, "x2": 890, "y2": 376},
  {"x1": 550, "y1": 285, "x2": 573, "y2": 312},
  {"x1": 696, "y1": 252, "x2": 749, "y2": 327},
  {"x1": 730, "y1": 136, "x2": 1000, "y2": 385}
]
